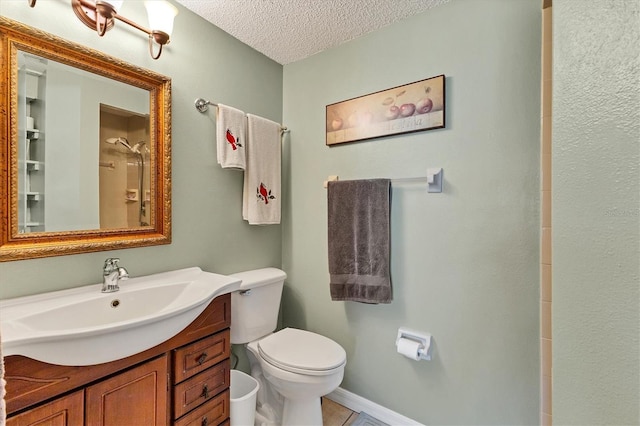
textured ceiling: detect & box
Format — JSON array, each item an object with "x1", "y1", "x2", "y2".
[{"x1": 173, "y1": 0, "x2": 449, "y2": 65}]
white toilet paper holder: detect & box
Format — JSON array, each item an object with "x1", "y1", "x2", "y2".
[{"x1": 396, "y1": 327, "x2": 432, "y2": 361}]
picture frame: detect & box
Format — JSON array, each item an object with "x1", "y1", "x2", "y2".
[{"x1": 326, "y1": 74, "x2": 445, "y2": 146}]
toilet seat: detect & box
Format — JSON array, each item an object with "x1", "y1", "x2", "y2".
[{"x1": 257, "y1": 328, "x2": 346, "y2": 376}]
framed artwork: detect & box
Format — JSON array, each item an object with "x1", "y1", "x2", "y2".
[{"x1": 326, "y1": 74, "x2": 445, "y2": 146}]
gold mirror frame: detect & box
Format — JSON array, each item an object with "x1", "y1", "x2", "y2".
[{"x1": 0, "y1": 17, "x2": 171, "y2": 261}]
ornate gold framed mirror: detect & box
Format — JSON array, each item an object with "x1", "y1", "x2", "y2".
[{"x1": 0, "y1": 17, "x2": 171, "y2": 261}]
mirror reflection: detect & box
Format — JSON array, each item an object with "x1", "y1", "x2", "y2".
[{"x1": 17, "y1": 51, "x2": 151, "y2": 233}]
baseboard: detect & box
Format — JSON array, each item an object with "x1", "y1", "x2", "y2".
[{"x1": 325, "y1": 387, "x2": 424, "y2": 426}]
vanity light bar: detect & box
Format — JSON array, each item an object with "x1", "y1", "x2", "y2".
[{"x1": 27, "y1": 0, "x2": 178, "y2": 60}]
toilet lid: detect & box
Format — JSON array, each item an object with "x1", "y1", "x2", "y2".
[{"x1": 258, "y1": 328, "x2": 346, "y2": 375}]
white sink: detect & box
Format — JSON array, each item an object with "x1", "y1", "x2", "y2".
[{"x1": 0, "y1": 267, "x2": 241, "y2": 366}]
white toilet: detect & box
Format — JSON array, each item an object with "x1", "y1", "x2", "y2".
[{"x1": 230, "y1": 268, "x2": 346, "y2": 426}]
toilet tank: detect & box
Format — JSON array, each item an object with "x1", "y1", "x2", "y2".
[{"x1": 230, "y1": 268, "x2": 287, "y2": 344}]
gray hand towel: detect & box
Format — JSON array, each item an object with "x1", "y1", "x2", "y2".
[{"x1": 327, "y1": 179, "x2": 392, "y2": 304}]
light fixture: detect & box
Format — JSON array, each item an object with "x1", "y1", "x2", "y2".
[{"x1": 27, "y1": 0, "x2": 178, "y2": 60}]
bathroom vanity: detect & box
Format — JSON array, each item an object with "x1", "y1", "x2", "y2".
[{"x1": 4, "y1": 294, "x2": 231, "y2": 426}]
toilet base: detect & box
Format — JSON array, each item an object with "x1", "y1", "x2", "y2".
[{"x1": 283, "y1": 397, "x2": 322, "y2": 426}]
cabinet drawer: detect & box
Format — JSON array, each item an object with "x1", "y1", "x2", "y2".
[
  {"x1": 174, "y1": 389, "x2": 229, "y2": 426},
  {"x1": 174, "y1": 360, "x2": 230, "y2": 419},
  {"x1": 174, "y1": 331, "x2": 230, "y2": 383}
]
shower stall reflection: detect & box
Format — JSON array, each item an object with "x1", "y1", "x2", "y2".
[
  {"x1": 99, "y1": 106, "x2": 151, "y2": 228},
  {"x1": 105, "y1": 137, "x2": 148, "y2": 226}
]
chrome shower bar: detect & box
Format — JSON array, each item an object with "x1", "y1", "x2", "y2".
[{"x1": 194, "y1": 98, "x2": 288, "y2": 132}]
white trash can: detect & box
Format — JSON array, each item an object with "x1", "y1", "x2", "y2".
[{"x1": 230, "y1": 369, "x2": 260, "y2": 426}]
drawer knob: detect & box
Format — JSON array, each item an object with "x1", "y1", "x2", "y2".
[
  {"x1": 201, "y1": 416, "x2": 208, "y2": 426},
  {"x1": 201, "y1": 384, "x2": 209, "y2": 399},
  {"x1": 197, "y1": 352, "x2": 208, "y2": 365}
]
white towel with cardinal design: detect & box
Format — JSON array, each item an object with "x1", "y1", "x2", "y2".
[
  {"x1": 216, "y1": 103, "x2": 246, "y2": 169},
  {"x1": 243, "y1": 114, "x2": 281, "y2": 225}
]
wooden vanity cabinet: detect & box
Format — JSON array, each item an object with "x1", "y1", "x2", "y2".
[{"x1": 5, "y1": 294, "x2": 231, "y2": 426}]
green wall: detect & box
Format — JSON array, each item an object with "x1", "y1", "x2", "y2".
[
  {"x1": 552, "y1": 1, "x2": 640, "y2": 424},
  {"x1": 282, "y1": 1, "x2": 541, "y2": 424},
  {"x1": 0, "y1": 0, "x2": 283, "y2": 299}
]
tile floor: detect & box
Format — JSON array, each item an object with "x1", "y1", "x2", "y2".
[{"x1": 322, "y1": 398, "x2": 358, "y2": 426}]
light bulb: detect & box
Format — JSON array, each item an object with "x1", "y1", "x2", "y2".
[{"x1": 145, "y1": 0, "x2": 178, "y2": 37}]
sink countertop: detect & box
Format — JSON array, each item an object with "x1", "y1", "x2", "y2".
[{"x1": 0, "y1": 267, "x2": 241, "y2": 365}]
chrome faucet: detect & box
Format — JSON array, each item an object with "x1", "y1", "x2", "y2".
[{"x1": 102, "y1": 258, "x2": 129, "y2": 293}]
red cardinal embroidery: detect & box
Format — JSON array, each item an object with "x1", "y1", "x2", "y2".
[
  {"x1": 226, "y1": 129, "x2": 242, "y2": 150},
  {"x1": 257, "y1": 183, "x2": 276, "y2": 204},
  {"x1": 259, "y1": 183, "x2": 269, "y2": 204}
]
